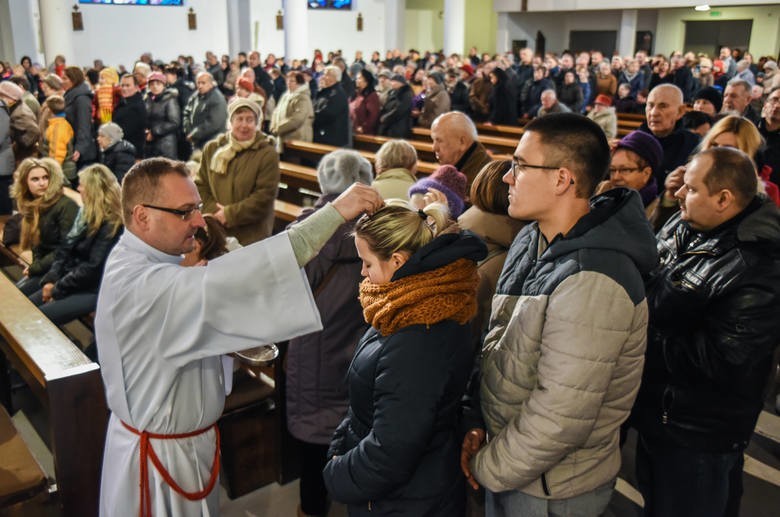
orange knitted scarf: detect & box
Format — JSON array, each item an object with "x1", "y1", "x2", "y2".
[{"x1": 359, "y1": 258, "x2": 479, "y2": 336}]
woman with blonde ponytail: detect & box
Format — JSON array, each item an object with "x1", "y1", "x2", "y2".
[
  {"x1": 322, "y1": 201, "x2": 487, "y2": 517},
  {"x1": 12, "y1": 157, "x2": 79, "y2": 295}
]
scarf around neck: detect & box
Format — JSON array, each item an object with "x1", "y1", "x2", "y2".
[
  {"x1": 359, "y1": 258, "x2": 479, "y2": 336},
  {"x1": 209, "y1": 132, "x2": 258, "y2": 175}
]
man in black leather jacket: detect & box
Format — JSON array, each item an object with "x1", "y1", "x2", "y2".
[{"x1": 632, "y1": 146, "x2": 780, "y2": 517}]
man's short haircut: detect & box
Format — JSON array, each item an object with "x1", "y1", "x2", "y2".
[
  {"x1": 375, "y1": 139, "x2": 418, "y2": 172},
  {"x1": 524, "y1": 113, "x2": 610, "y2": 198},
  {"x1": 541, "y1": 88, "x2": 557, "y2": 98},
  {"x1": 121, "y1": 73, "x2": 139, "y2": 86},
  {"x1": 696, "y1": 147, "x2": 757, "y2": 208},
  {"x1": 121, "y1": 158, "x2": 191, "y2": 225},
  {"x1": 432, "y1": 111, "x2": 478, "y2": 142},
  {"x1": 726, "y1": 78, "x2": 751, "y2": 95},
  {"x1": 196, "y1": 71, "x2": 215, "y2": 84}
]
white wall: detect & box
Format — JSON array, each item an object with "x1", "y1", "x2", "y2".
[
  {"x1": 251, "y1": 0, "x2": 388, "y2": 63},
  {"x1": 495, "y1": 0, "x2": 780, "y2": 11},
  {"x1": 70, "y1": 0, "x2": 229, "y2": 69}
]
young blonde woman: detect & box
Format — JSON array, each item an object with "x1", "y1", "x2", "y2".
[
  {"x1": 323, "y1": 202, "x2": 486, "y2": 516},
  {"x1": 12, "y1": 157, "x2": 79, "y2": 295},
  {"x1": 30, "y1": 164, "x2": 122, "y2": 325}
]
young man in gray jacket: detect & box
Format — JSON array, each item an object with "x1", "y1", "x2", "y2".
[{"x1": 462, "y1": 113, "x2": 658, "y2": 516}]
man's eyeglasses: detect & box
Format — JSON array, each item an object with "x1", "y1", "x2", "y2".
[
  {"x1": 142, "y1": 203, "x2": 203, "y2": 221},
  {"x1": 509, "y1": 160, "x2": 562, "y2": 181},
  {"x1": 609, "y1": 167, "x2": 642, "y2": 176}
]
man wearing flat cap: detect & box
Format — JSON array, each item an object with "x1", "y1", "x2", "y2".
[{"x1": 195, "y1": 97, "x2": 279, "y2": 245}]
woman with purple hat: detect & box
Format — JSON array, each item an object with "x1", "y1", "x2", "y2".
[{"x1": 597, "y1": 130, "x2": 663, "y2": 219}]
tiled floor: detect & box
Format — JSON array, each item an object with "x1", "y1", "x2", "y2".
[{"x1": 220, "y1": 480, "x2": 347, "y2": 517}]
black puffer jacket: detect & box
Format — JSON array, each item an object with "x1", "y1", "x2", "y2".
[
  {"x1": 144, "y1": 88, "x2": 180, "y2": 159},
  {"x1": 633, "y1": 197, "x2": 780, "y2": 452},
  {"x1": 101, "y1": 140, "x2": 137, "y2": 184},
  {"x1": 41, "y1": 221, "x2": 122, "y2": 299},
  {"x1": 323, "y1": 232, "x2": 486, "y2": 517}
]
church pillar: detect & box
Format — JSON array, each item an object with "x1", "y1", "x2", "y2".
[
  {"x1": 38, "y1": 0, "x2": 74, "y2": 67},
  {"x1": 443, "y1": 0, "x2": 466, "y2": 56},
  {"x1": 283, "y1": 0, "x2": 308, "y2": 61}
]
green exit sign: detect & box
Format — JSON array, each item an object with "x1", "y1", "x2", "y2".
[{"x1": 710, "y1": 11, "x2": 721, "y2": 16}]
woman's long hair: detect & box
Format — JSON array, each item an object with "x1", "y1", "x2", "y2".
[
  {"x1": 78, "y1": 164, "x2": 123, "y2": 237},
  {"x1": 11, "y1": 157, "x2": 67, "y2": 249}
]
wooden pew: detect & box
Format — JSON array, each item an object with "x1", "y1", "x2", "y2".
[
  {"x1": 411, "y1": 127, "x2": 519, "y2": 155},
  {"x1": 0, "y1": 273, "x2": 108, "y2": 517},
  {"x1": 353, "y1": 134, "x2": 437, "y2": 163},
  {"x1": 282, "y1": 140, "x2": 438, "y2": 174}
]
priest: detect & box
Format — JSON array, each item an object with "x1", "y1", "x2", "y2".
[{"x1": 95, "y1": 157, "x2": 382, "y2": 516}]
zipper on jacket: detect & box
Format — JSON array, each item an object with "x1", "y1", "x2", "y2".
[
  {"x1": 661, "y1": 386, "x2": 673, "y2": 425},
  {"x1": 541, "y1": 472, "x2": 551, "y2": 496}
]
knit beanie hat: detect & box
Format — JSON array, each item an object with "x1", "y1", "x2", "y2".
[
  {"x1": 390, "y1": 74, "x2": 407, "y2": 85},
  {"x1": 227, "y1": 97, "x2": 261, "y2": 122},
  {"x1": 0, "y1": 81, "x2": 23, "y2": 102},
  {"x1": 147, "y1": 72, "x2": 166, "y2": 85},
  {"x1": 615, "y1": 131, "x2": 663, "y2": 178},
  {"x1": 695, "y1": 86, "x2": 723, "y2": 113},
  {"x1": 317, "y1": 150, "x2": 374, "y2": 195},
  {"x1": 408, "y1": 165, "x2": 468, "y2": 218}
]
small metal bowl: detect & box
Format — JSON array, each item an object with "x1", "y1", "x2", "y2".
[{"x1": 233, "y1": 343, "x2": 279, "y2": 367}]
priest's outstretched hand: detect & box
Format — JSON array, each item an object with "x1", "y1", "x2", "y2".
[{"x1": 331, "y1": 183, "x2": 384, "y2": 221}]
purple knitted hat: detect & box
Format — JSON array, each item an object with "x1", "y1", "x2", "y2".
[
  {"x1": 408, "y1": 165, "x2": 468, "y2": 217},
  {"x1": 615, "y1": 131, "x2": 663, "y2": 178}
]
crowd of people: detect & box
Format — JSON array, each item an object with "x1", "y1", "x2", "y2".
[{"x1": 0, "y1": 44, "x2": 779, "y2": 517}]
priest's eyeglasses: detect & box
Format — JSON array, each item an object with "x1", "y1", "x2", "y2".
[{"x1": 142, "y1": 203, "x2": 204, "y2": 221}]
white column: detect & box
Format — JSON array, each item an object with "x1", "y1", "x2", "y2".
[
  {"x1": 7, "y1": 0, "x2": 43, "y2": 63},
  {"x1": 443, "y1": 0, "x2": 466, "y2": 56},
  {"x1": 283, "y1": 0, "x2": 307, "y2": 62},
  {"x1": 38, "y1": 0, "x2": 73, "y2": 67},
  {"x1": 617, "y1": 9, "x2": 637, "y2": 58},
  {"x1": 384, "y1": 0, "x2": 404, "y2": 54}
]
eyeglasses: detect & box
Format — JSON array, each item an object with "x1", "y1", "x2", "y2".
[
  {"x1": 142, "y1": 203, "x2": 203, "y2": 221},
  {"x1": 509, "y1": 160, "x2": 561, "y2": 181},
  {"x1": 609, "y1": 167, "x2": 642, "y2": 176}
]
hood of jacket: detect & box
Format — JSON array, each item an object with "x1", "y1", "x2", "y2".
[
  {"x1": 64, "y1": 82, "x2": 93, "y2": 102},
  {"x1": 544, "y1": 187, "x2": 658, "y2": 275},
  {"x1": 391, "y1": 230, "x2": 487, "y2": 282},
  {"x1": 458, "y1": 206, "x2": 525, "y2": 251}
]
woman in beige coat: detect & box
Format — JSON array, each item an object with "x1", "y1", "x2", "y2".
[
  {"x1": 270, "y1": 71, "x2": 314, "y2": 150},
  {"x1": 196, "y1": 98, "x2": 280, "y2": 245}
]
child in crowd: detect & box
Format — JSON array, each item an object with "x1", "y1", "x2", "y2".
[{"x1": 39, "y1": 95, "x2": 76, "y2": 185}]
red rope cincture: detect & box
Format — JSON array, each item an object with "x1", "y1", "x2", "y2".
[{"x1": 121, "y1": 420, "x2": 221, "y2": 517}]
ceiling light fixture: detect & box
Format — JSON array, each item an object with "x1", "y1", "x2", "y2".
[{"x1": 695, "y1": 4, "x2": 711, "y2": 11}]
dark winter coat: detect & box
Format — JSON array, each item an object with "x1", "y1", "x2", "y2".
[
  {"x1": 144, "y1": 88, "x2": 180, "y2": 159},
  {"x1": 558, "y1": 82, "x2": 584, "y2": 113},
  {"x1": 313, "y1": 83, "x2": 350, "y2": 147},
  {"x1": 285, "y1": 195, "x2": 368, "y2": 444},
  {"x1": 633, "y1": 197, "x2": 780, "y2": 452},
  {"x1": 27, "y1": 194, "x2": 80, "y2": 277},
  {"x1": 113, "y1": 92, "x2": 148, "y2": 159},
  {"x1": 378, "y1": 84, "x2": 413, "y2": 138},
  {"x1": 183, "y1": 87, "x2": 227, "y2": 150},
  {"x1": 639, "y1": 123, "x2": 700, "y2": 185},
  {"x1": 488, "y1": 70, "x2": 518, "y2": 125},
  {"x1": 101, "y1": 140, "x2": 137, "y2": 184},
  {"x1": 40, "y1": 220, "x2": 121, "y2": 299},
  {"x1": 323, "y1": 232, "x2": 487, "y2": 517},
  {"x1": 448, "y1": 81, "x2": 470, "y2": 114},
  {"x1": 63, "y1": 82, "x2": 97, "y2": 163}
]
